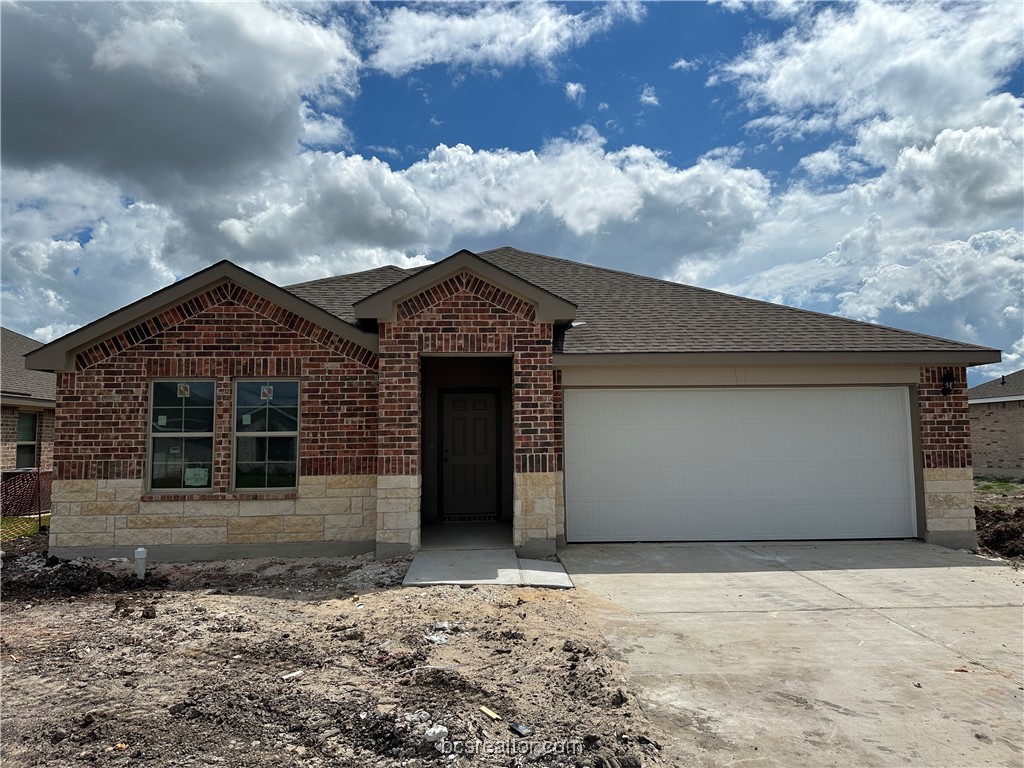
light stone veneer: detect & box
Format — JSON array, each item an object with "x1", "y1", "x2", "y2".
[
  {"x1": 375, "y1": 475, "x2": 421, "y2": 556},
  {"x1": 49, "y1": 476, "x2": 377, "y2": 551},
  {"x1": 922, "y1": 467, "x2": 977, "y2": 547},
  {"x1": 513, "y1": 471, "x2": 564, "y2": 554}
]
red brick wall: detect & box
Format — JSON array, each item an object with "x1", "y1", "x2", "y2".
[
  {"x1": 378, "y1": 271, "x2": 561, "y2": 476},
  {"x1": 55, "y1": 282, "x2": 378, "y2": 490},
  {"x1": 918, "y1": 366, "x2": 972, "y2": 469}
]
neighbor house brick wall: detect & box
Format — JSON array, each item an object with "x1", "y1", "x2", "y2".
[
  {"x1": 374, "y1": 271, "x2": 563, "y2": 555},
  {"x1": 970, "y1": 401, "x2": 1024, "y2": 478},
  {"x1": 1, "y1": 405, "x2": 54, "y2": 471},
  {"x1": 1, "y1": 406, "x2": 16, "y2": 470},
  {"x1": 48, "y1": 281, "x2": 380, "y2": 556},
  {"x1": 917, "y1": 365, "x2": 976, "y2": 548}
]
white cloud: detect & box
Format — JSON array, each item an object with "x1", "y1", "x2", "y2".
[
  {"x1": 714, "y1": 1, "x2": 1023, "y2": 147},
  {"x1": 565, "y1": 81, "x2": 586, "y2": 106},
  {"x1": 1, "y1": 166, "x2": 181, "y2": 338},
  {"x1": 639, "y1": 84, "x2": 659, "y2": 106},
  {"x1": 670, "y1": 57, "x2": 698, "y2": 71},
  {"x1": 368, "y1": 1, "x2": 643, "y2": 75}
]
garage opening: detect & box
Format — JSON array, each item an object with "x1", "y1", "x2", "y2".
[{"x1": 564, "y1": 387, "x2": 916, "y2": 542}]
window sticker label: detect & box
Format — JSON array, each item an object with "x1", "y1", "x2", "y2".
[
  {"x1": 157, "y1": 415, "x2": 167, "y2": 426},
  {"x1": 177, "y1": 383, "x2": 190, "y2": 398},
  {"x1": 184, "y1": 468, "x2": 209, "y2": 487},
  {"x1": 260, "y1": 385, "x2": 273, "y2": 400}
]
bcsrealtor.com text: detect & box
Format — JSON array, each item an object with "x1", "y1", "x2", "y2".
[{"x1": 437, "y1": 738, "x2": 584, "y2": 757}]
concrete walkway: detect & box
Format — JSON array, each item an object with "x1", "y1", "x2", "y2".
[
  {"x1": 403, "y1": 547, "x2": 574, "y2": 588},
  {"x1": 561, "y1": 541, "x2": 1024, "y2": 767}
]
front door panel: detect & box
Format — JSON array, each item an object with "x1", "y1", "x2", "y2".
[{"x1": 442, "y1": 393, "x2": 498, "y2": 521}]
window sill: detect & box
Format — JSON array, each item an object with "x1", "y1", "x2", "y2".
[{"x1": 141, "y1": 490, "x2": 298, "y2": 503}]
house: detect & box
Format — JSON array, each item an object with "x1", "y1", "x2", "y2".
[
  {"x1": 967, "y1": 369, "x2": 1024, "y2": 479},
  {"x1": 2, "y1": 326, "x2": 56, "y2": 473},
  {"x1": 25, "y1": 247, "x2": 1000, "y2": 560}
]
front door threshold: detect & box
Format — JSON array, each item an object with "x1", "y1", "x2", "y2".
[{"x1": 403, "y1": 548, "x2": 573, "y2": 588}]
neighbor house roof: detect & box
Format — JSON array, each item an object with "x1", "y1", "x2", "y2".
[
  {"x1": 1, "y1": 327, "x2": 56, "y2": 407},
  {"x1": 967, "y1": 369, "x2": 1024, "y2": 403},
  {"x1": 288, "y1": 246, "x2": 1001, "y2": 366}
]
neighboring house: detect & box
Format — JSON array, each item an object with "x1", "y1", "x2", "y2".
[
  {"x1": 968, "y1": 369, "x2": 1024, "y2": 479},
  {"x1": 25, "y1": 247, "x2": 1000, "y2": 560},
  {"x1": 1, "y1": 327, "x2": 56, "y2": 473}
]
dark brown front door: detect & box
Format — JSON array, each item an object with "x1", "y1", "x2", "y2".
[{"x1": 441, "y1": 393, "x2": 498, "y2": 521}]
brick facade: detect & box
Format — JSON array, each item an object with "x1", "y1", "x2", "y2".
[
  {"x1": 48, "y1": 281, "x2": 380, "y2": 557},
  {"x1": 970, "y1": 400, "x2": 1024, "y2": 479},
  {"x1": 40, "y1": 264, "x2": 988, "y2": 559},
  {"x1": 56, "y1": 282, "x2": 378, "y2": 486},
  {"x1": 374, "y1": 271, "x2": 563, "y2": 556},
  {"x1": 917, "y1": 366, "x2": 976, "y2": 549}
]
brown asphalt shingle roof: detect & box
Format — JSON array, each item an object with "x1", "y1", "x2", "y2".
[
  {"x1": 1, "y1": 327, "x2": 56, "y2": 403},
  {"x1": 968, "y1": 369, "x2": 1024, "y2": 400},
  {"x1": 286, "y1": 246, "x2": 997, "y2": 357}
]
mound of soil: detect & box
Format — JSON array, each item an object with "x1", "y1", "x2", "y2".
[
  {"x1": 1, "y1": 554, "x2": 676, "y2": 768},
  {"x1": 975, "y1": 506, "x2": 1024, "y2": 560}
]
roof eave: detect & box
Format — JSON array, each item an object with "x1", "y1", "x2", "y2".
[
  {"x1": 554, "y1": 349, "x2": 1003, "y2": 368},
  {"x1": 25, "y1": 261, "x2": 379, "y2": 372},
  {"x1": 969, "y1": 395, "x2": 1024, "y2": 405},
  {"x1": 353, "y1": 249, "x2": 577, "y2": 323},
  {"x1": 0, "y1": 394, "x2": 57, "y2": 409}
]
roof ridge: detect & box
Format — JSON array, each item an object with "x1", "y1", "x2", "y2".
[
  {"x1": 286, "y1": 264, "x2": 410, "y2": 289},
  {"x1": 479, "y1": 246, "x2": 997, "y2": 352}
]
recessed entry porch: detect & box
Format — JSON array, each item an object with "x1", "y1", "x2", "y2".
[{"x1": 420, "y1": 356, "x2": 513, "y2": 549}]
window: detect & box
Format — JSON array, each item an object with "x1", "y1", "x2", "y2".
[
  {"x1": 15, "y1": 411, "x2": 38, "y2": 468},
  {"x1": 150, "y1": 381, "x2": 214, "y2": 490},
  {"x1": 234, "y1": 380, "x2": 298, "y2": 489}
]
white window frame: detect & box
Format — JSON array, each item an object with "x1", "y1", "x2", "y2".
[
  {"x1": 232, "y1": 379, "x2": 300, "y2": 491},
  {"x1": 15, "y1": 410, "x2": 39, "y2": 469},
  {"x1": 147, "y1": 379, "x2": 216, "y2": 492}
]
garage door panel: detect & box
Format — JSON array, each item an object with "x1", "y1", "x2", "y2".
[{"x1": 565, "y1": 387, "x2": 915, "y2": 542}]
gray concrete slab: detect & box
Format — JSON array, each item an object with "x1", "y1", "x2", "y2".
[
  {"x1": 561, "y1": 541, "x2": 1024, "y2": 767},
  {"x1": 518, "y1": 558, "x2": 574, "y2": 589},
  {"x1": 403, "y1": 549, "x2": 573, "y2": 588},
  {"x1": 404, "y1": 548, "x2": 521, "y2": 586}
]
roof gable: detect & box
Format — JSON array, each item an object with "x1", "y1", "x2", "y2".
[
  {"x1": 352, "y1": 249, "x2": 576, "y2": 324},
  {"x1": 25, "y1": 261, "x2": 378, "y2": 372}
]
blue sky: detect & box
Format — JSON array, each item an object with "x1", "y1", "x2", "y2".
[{"x1": 1, "y1": 1, "x2": 1021, "y2": 383}]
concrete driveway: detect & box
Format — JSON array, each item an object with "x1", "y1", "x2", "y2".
[{"x1": 560, "y1": 541, "x2": 1024, "y2": 767}]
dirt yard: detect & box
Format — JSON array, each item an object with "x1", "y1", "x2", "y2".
[
  {"x1": 974, "y1": 475, "x2": 1024, "y2": 561},
  {"x1": 4, "y1": 476, "x2": 1021, "y2": 767},
  {"x1": 1, "y1": 540, "x2": 675, "y2": 768}
]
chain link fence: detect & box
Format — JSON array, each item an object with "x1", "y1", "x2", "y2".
[{"x1": 1, "y1": 469, "x2": 52, "y2": 542}]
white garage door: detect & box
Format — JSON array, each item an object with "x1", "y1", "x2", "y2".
[{"x1": 564, "y1": 387, "x2": 916, "y2": 542}]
